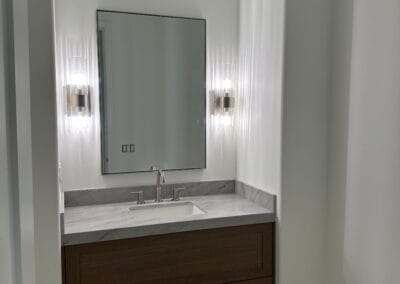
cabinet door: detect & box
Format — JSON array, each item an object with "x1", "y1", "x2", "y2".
[{"x1": 64, "y1": 223, "x2": 274, "y2": 284}]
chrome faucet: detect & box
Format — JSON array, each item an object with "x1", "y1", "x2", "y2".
[
  {"x1": 150, "y1": 166, "x2": 166, "y2": 203},
  {"x1": 172, "y1": 187, "x2": 185, "y2": 201},
  {"x1": 131, "y1": 191, "x2": 145, "y2": 205}
]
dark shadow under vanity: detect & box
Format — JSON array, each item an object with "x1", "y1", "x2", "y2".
[{"x1": 62, "y1": 223, "x2": 275, "y2": 284}]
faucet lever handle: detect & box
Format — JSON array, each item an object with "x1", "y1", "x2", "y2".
[
  {"x1": 131, "y1": 191, "x2": 145, "y2": 205},
  {"x1": 172, "y1": 187, "x2": 185, "y2": 201}
]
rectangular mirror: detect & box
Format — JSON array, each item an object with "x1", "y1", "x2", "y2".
[{"x1": 97, "y1": 10, "x2": 206, "y2": 174}]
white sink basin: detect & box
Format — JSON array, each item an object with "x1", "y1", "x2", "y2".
[{"x1": 129, "y1": 201, "x2": 206, "y2": 222}]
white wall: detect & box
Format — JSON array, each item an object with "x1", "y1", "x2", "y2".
[
  {"x1": 54, "y1": 0, "x2": 238, "y2": 191},
  {"x1": 341, "y1": 1, "x2": 400, "y2": 283},
  {"x1": 280, "y1": 0, "x2": 331, "y2": 283},
  {"x1": 326, "y1": 0, "x2": 353, "y2": 283},
  {"x1": 236, "y1": 0, "x2": 284, "y2": 197},
  {"x1": 236, "y1": 2, "x2": 285, "y2": 283},
  {"x1": 12, "y1": 0, "x2": 37, "y2": 281},
  {"x1": 2, "y1": 0, "x2": 62, "y2": 282},
  {"x1": 28, "y1": 0, "x2": 62, "y2": 282},
  {"x1": 0, "y1": 0, "x2": 14, "y2": 282}
]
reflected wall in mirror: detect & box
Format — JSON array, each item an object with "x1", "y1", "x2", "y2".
[{"x1": 97, "y1": 10, "x2": 206, "y2": 174}]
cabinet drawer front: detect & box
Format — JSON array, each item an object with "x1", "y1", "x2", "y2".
[{"x1": 64, "y1": 223, "x2": 274, "y2": 284}]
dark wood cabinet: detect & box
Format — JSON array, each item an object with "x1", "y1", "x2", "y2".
[{"x1": 63, "y1": 223, "x2": 275, "y2": 284}]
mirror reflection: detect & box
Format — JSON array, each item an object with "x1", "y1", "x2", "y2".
[{"x1": 97, "y1": 10, "x2": 206, "y2": 174}]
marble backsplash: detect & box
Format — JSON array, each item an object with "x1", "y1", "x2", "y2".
[
  {"x1": 235, "y1": 181, "x2": 276, "y2": 213},
  {"x1": 64, "y1": 180, "x2": 235, "y2": 207},
  {"x1": 64, "y1": 180, "x2": 276, "y2": 213}
]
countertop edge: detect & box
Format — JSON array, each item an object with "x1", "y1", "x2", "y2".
[{"x1": 62, "y1": 212, "x2": 275, "y2": 246}]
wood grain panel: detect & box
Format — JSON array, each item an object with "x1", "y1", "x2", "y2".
[{"x1": 64, "y1": 223, "x2": 274, "y2": 284}]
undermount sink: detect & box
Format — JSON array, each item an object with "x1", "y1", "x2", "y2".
[{"x1": 129, "y1": 201, "x2": 206, "y2": 222}]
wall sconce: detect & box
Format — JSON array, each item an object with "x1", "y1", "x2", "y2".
[
  {"x1": 222, "y1": 79, "x2": 234, "y2": 113},
  {"x1": 211, "y1": 79, "x2": 235, "y2": 115},
  {"x1": 66, "y1": 73, "x2": 91, "y2": 116}
]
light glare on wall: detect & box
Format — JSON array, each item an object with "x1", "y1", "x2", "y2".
[
  {"x1": 221, "y1": 114, "x2": 233, "y2": 126},
  {"x1": 71, "y1": 73, "x2": 88, "y2": 85},
  {"x1": 222, "y1": 79, "x2": 232, "y2": 91}
]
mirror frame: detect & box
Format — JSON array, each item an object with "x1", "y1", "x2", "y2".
[{"x1": 96, "y1": 9, "x2": 207, "y2": 175}]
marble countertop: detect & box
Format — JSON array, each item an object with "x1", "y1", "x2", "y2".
[{"x1": 62, "y1": 193, "x2": 275, "y2": 246}]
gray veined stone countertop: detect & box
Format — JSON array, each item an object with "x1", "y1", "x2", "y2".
[{"x1": 62, "y1": 193, "x2": 275, "y2": 246}]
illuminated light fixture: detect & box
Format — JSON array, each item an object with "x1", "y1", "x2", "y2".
[
  {"x1": 66, "y1": 73, "x2": 91, "y2": 116},
  {"x1": 222, "y1": 79, "x2": 234, "y2": 112},
  {"x1": 211, "y1": 79, "x2": 235, "y2": 115}
]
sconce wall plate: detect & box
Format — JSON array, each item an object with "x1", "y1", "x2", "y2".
[
  {"x1": 65, "y1": 84, "x2": 91, "y2": 116},
  {"x1": 210, "y1": 90, "x2": 235, "y2": 115}
]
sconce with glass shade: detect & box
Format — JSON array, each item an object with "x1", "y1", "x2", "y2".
[
  {"x1": 210, "y1": 79, "x2": 235, "y2": 126},
  {"x1": 66, "y1": 73, "x2": 91, "y2": 116}
]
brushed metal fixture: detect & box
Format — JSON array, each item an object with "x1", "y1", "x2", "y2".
[
  {"x1": 210, "y1": 79, "x2": 235, "y2": 115},
  {"x1": 172, "y1": 187, "x2": 185, "y2": 201},
  {"x1": 65, "y1": 84, "x2": 91, "y2": 116},
  {"x1": 150, "y1": 166, "x2": 166, "y2": 203},
  {"x1": 131, "y1": 191, "x2": 145, "y2": 204},
  {"x1": 222, "y1": 94, "x2": 234, "y2": 112},
  {"x1": 222, "y1": 79, "x2": 234, "y2": 113}
]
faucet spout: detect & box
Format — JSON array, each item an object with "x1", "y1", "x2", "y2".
[{"x1": 150, "y1": 166, "x2": 165, "y2": 203}]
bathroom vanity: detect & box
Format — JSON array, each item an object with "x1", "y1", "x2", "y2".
[
  {"x1": 62, "y1": 223, "x2": 274, "y2": 284},
  {"x1": 61, "y1": 182, "x2": 276, "y2": 284}
]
